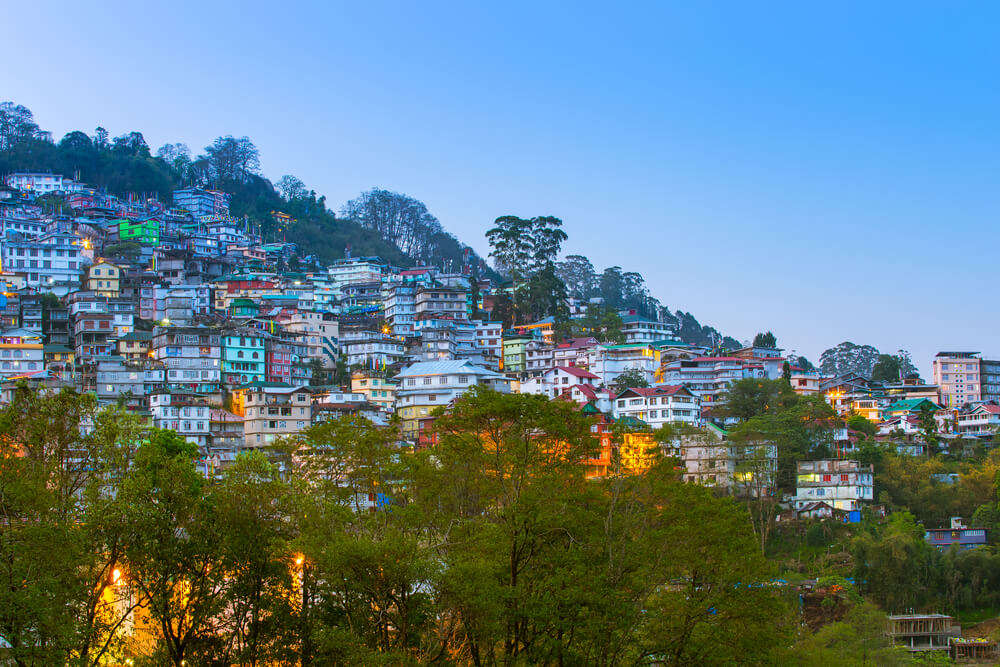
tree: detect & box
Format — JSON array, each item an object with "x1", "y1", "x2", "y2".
[
  {"x1": 714, "y1": 378, "x2": 799, "y2": 422},
  {"x1": 753, "y1": 331, "x2": 777, "y2": 348},
  {"x1": 555, "y1": 254, "x2": 598, "y2": 299},
  {"x1": 277, "y1": 174, "x2": 307, "y2": 201},
  {"x1": 0, "y1": 101, "x2": 40, "y2": 150},
  {"x1": 871, "y1": 354, "x2": 902, "y2": 383},
  {"x1": 112, "y1": 132, "x2": 151, "y2": 158},
  {"x1": 846, "y1": 414, "x2": 877, "y2": 437},
  {"x1": 819, "y1": 341, "x2": 880, "y2": 377},
  {"x1": 204, "y1": 135, "x2": 260, "y2": 183},
  {"x1": 610, "y1": 368, "x2": 650, "y2": 395},
  {"x1": 851, "y1": 512, "x2": 941, "y2": 611}
]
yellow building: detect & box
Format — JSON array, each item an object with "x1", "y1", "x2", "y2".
[
  {"x1": 620, "y1": 431, "x2": 659, "y2": 473},
  {"x1": 85, "y1": 259, "x2": 121, "y2": 297},
  {"x1": 351, "y1": 370, "x2": 398, "y2": 412}
]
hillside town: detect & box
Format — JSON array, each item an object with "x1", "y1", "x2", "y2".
[
  {"x1": 0, "y1": 174, "x2": 996, "y2": 483},
  {"x1": 3, "y1": 161, "x2": 1000, "y2": 662}
]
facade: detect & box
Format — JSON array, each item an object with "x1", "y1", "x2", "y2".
[
  {"x1": 173, "y1": 187, "x2": 230, "y2": 218},
  {"x1": 151, "y1": 326, "x2": 222, "y2": 394},
  {"x1": 794, "y1": 460, "x2": 874, "y2": 511},
  {"x1": 0, "y1": 232, "x2": 85, "y2": 289},
  {"x1": 150, "y1": 389, "x2": 211, "y2": 449},
  {"x1": 351, "y1": 371, "x2": 398, "y2": 412},
  {"x1": 84, "y1": 259, "x2": 121, "y2": 297},
  {"x1": 222, "y1": 332, "x2": 266, "y2": 386},
  {"x1": 4, "y1": 172, "x2": 85, "y2": 195},
  {"x1": 395, "y1": 360, "x2": 512, "y2": 438},
  {"x1": 0, "y1": 328, "x2": 44, "y2": 380},
  {"x1": 231, "y1": 382, "x2": 312, "y2": 447},
  {"x1": 933, "y1": 352, "x2": 983, "y2": 408},
  {"x1": 955, "y1": 403, "x2": 1000, "y2": 437},
  {"x1": 620, "y1": 313, "x2": 676, "y2": 344},
  {"x1": 613, "y1": 385, "x2": 701, "y2": 427}
]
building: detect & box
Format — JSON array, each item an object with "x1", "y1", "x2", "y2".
[
  {"x1": 612, "y1": 385, "x2": 701, "y2": 427},
  {"x1": 794, "y1": 460, "x2": 874, "y2": 511},
  {"x1": 351, "y1": 371, "x2": 398, "y2": 412},
  {"x1": 395, "y1": 360, "x2": 512, "y2": 438},
  {"x1": 222, "y1": 332, "x2": 266, "y2": 386},
  {"x1": 173, "y1": 187, "x2": 229, "y2": 218},
  {"x1": 620, "y1": 313, "x2": 676, "y2": 344},
  {"x1": 4, "y1": 172, "x2": 85, "y2": 195},
  {"x1": 0, "y1": 232, "x2": 86, "y2": 289},
  {"x1": 231, "y1": 382, "x2": 312, "y2": 448},
  {"x1": 117, "y1": 219, "x2": 160, "y2": 245},
  {"x1": 0, "y1": 328, "x2": 44, "y2": 380},
  {"x1": 151, "y1": 325, "x2": 222, "y2": 395},
  {"x1": 208, "y1": 409, "x2": 245, "y2": 466},
  {"x1": 95, "y1": 356, "x2": 164, "y2": 405},
  {"x1": 139, "y1": 284, "x2": 211, "y2": 325},
  {"x1": 933, "y1": 352, "x2": 983, "y2": 408},
  {"x1": 84, "y1": 259, "x2": 121, "y2": 297},
  {"x1": 501, "y1": 334, "x2": 532, "y2": 374},
  {"x1": 886, "y1": 614, "x2": 959, "y2": 653},
  {"x1": 150, "y1": 389, "x2": 211, "y2": 449},
  {"x1": 415, "y1": 285, "x2": 467, "y2": 318},
  {"x1": 589, "y1": 343, "x2": 661, "y2": 387},
  {"x1": 955, "y1": 403, "x2": 1000, "y2": 437},
  {"x1": 474, "y1": 321, "x2": 503, "y2": 364},
  {"x1": 522, "y1": 365, "x2": 600, "y2": 399},
  {"x1": 925, "y1": 518, "x2": 988, "y2": 550}
]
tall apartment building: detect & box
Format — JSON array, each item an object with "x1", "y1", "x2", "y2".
[
  {"x1": 932, "y1": 352, "x2": 995, "y2": 408},
  {"x1": 0, "y1": 328, "x2": 44, "y2": 380},
  {"x1": 150, "y1": 389, "x2": 211, "y2": 449},
  {"x1": 415, "y1": 285, "x2": 467, "y2": 318},
  {"x1": 173, "y1": 187, "x2": 229, "y2": 219},
  {"x1": 395, "y1": 360, "x2": 512, "y2": 438},
  {"x1": 222, "y1": 331, "x2": 266, "y2": 386},
  {"x1": 0, "y1": 231, "x2": 86, "y2": 290}
]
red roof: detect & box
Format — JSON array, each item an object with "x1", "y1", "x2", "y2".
[
  {"x1": 556, "y1": 337, "x2": 598, "y2": 350},
  {"x1": 553, "y1": 365, "x2": 599, "y2": 379}
]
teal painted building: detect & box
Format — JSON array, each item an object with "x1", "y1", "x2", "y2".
[{"x1": 222, "y1": 332, "x2": 265, "y2": 386}]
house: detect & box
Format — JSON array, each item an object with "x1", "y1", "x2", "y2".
[
  {"x1": 886, "y1": 398, "x2": 941, "y2": 419},
  {"x1": 84, "y1": 259, "x2": 121, "y2": 297},
  {"x1": 151, "y1": 325, "x2": 222, "y2": 395},
  {"x1": 350, "y1": 371, "x2": 398, "y2": 412},
  {"x1": 925, "y1": 518, "x2": 988, "y2": 550},
  {"x1": 221, "y1": 331, "x2": 265, "y2": 386},
  {"x1": 522, "y1": 365, "x2": 600, "y2": 399},
  {"x1": 0, "y1": 328, "x2": 44, "y2": 380},
  {"x1": 955, "y1": 403, "x2": 1000, "y2": 437},
  {"x1": 620, "y1": 313, "x2": 676, "y2": 344},
  {"x1": 613, "y1": 385, "x2": 700, "y2": 427},
  {"x1": 231, "y1": 381, "x2": 312, "y2": 448},
  {"x1": 395, "y1": 360, "x2": 512, "y2": 438},
  {"x1": 794, "y1": 460, "x2": 874, "y2": 512}
]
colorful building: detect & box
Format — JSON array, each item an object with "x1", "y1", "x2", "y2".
[{"x1": 222, "y1": 332, "x2": 265, "y2": 386}]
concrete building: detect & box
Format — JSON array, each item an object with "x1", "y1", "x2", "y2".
[
  {"x1": 613, "y1": 385, "x2": 701, "y2": 428},
  {"x1": 933, "y1": 351, "x2": 983, "y2": 408},
  {"x1": 231, "y1": 381, "x2": 312, "y2": 448},
  {"x1": 151, "y1": 325, "x2": 222, "y2": 395},
  {"x1": 794, "y1": 460, "x2": 874, "y2": 511},
  {"x1": 4, "y1": 172, "x2": 86, "y2": 195},
  {"x1": 956, "y1": 403, "x2": 1000, "y2": 437},
  {"x1": 395, "y1": 360, "x2": 512, "y2": 438},
  {"x1": 0, "y1": 232, "x2": 86, "y2": 290},
  {"x1": 351, "y1": 371, "x2": 398, "y2": 412},
  {"x1": 0, "y1": 328, "x2": 44, "y2": 380},
  {"x1": 150, "y1": 389, "x2": 211, "y2": 449},
  {"x1": 886, "y1": 614, "x2": 958, "y2": 654},
  {"x1": 222, "y1": 331, "x2": 265, "y2": 386},
  {"x1": 84, "y1": 259, "x2": 121, "y2": 297},
  {"x1": 620, "y1": 313, "x2": 677, "y2": 344}
]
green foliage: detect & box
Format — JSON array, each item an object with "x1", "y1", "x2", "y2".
[
  {"x1": 715, "y1": 377, "x2": 800, "y2": 422},
  {"x1": 753, "y1": 331, "x2": 778, "y2": 348},
  {"x1": 848, "y1": 414, "x2": 878, "y2": 437},
  {"x1": 851, "y1": 512, "x2": 940, "y2": 611},
  {"x1": 609, "y1": 367, "x2": 650, "y2": 395}
]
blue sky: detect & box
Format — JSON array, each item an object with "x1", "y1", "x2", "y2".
[{"x1": 4, "y1": 1, "x2": 998, "y2": 375}]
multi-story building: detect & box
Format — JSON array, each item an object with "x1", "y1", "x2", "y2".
[
  {"x1": 264, "y1": 336, "x2": 294, "y2": 385},
  {"x1": 340, "y1": 330, "x2": 405, "y2": 368},
  {"x1": 95, "y1": 356, "x2": 165, "y2": 406},
  {"x1": 326, "y1": 257, "x2": 388, "y2": 298},
  {"x1": 0, "y1": 231, "x2": 86, "y2": 290},
  {"x1": 589, "y1": 343, "x2": 662, "y2": 388},
  {"x1": 955, "y1": 404, "x2": 1000, "y2": 438},
  {"x1": 350, "y1": 371, "x2": 398, "y2": 412},
  {"x1": 83, "y1": 259, "x2": 121, "y2": 297},
  {"x1": 620, "y1": 313, "x2": 676, "y2": 344},
  {"x1": 524, "y1": 340, "x2": 554, "y2": 376},
  {"x1": 521, "y1": 365, "x2": 600, "y2": 399},
  {"x1": 151, "y1": 325, "x2": 222, "y2": 395},
  {"x1": 139, "y1": 284, "x2": 211, "y2": 325},
  {"x1": 415, "y1": 285, "x2": 467, "y2": 318},
  {"x1": 150, "y1": 389, "x2": 211, "y2": 449},
  {"x1": 222, "y1": 331, "x2": 266, "y2": 386},
  {"x1": 208, "y1": 409, "x2": 245, "y2": 465},
  {"x1": 173, "y1": 187, "x2": 229, "y2": 218},
  {"x1": 395, "y1": 360, "x2": 512, "y2": 438},
  {"x1": 661, "y1": 356, "x2": 766, "y2": 412},
  {"x1": 933, "y1": 352, "x2": 983, "y2": 408},
  {"x1": 474, "y1": 321, "x2": 503, "y2": 364},
  {"x1": 116, "y1": 331, "x2": 153, "y2": 363},
  {"x1": 279, "y1": 310, "x2": 338, "y2": 366},
  {"x1": 4, "y1": 172, "x2": 86, "y2": 195},
  {"x1": 794, "y1": 460, "x2": 874, "y2": 512},
  {"x1": 231, "y1": 381, "x2": 312, "y2": 448},
  {"x1": 613, "y1": 385, "x2": 701, "y2": 427},
  {"x1": 0, "y1": 328, "x2": 44, "y2": 380},
  {"x1": 502, "y1": 334, "x2": 532, "y2": 374}
]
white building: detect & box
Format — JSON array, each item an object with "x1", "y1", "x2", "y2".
[
  {"x1": 620, "y1": 313, "x2": 677, "y2": 344},
  {"x1": 340, "y1": 330, "x2": 405, "y2": 367},
  {"x1": 0, "y1": 328, "x2": 44, "y2": 381},
  {"x1": 395, "y1": 359, "x2": 512, "y2": 438},
  {"x1": 327, "y1": 258, "x2": 387, "y2": 298},
  {"x1": 4, "y1": 173, "x2": 86, "y2": 195},
  {"x1": 474, "y1": 321, "x2": 503, "y2": 362},
  {"x1": 794, "y1": 460, "x2": 874, "y2": 511},
  {"x1": 520, "y1": 365, "x2": 600, "y2": 399},
  {"x1": 150, "y1": 390, "x2": 212, "y2": 449},
  {"x1": 0, "y1": 232, "x2": 86, "y2": 289},
  {"x1": 139, "y1": 284, "x2": 212, "y2": 324},
  {"x1": 588, "y1": 343, "x2": 661, "y2": 387},
  {"x1": 956, "y1": 404, "x2": 1000, "y2": 437},
  {"x1": 613, "y1": 385, "x2": 701, "y2": 427}
]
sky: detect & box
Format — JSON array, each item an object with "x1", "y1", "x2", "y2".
[{"x1": 4, "y1": 1, "x2": 999, "y2": 376}]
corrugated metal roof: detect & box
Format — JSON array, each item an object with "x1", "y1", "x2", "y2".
[{"x1": 395, "y1": 360, "x2": 504, "y2": 378}]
